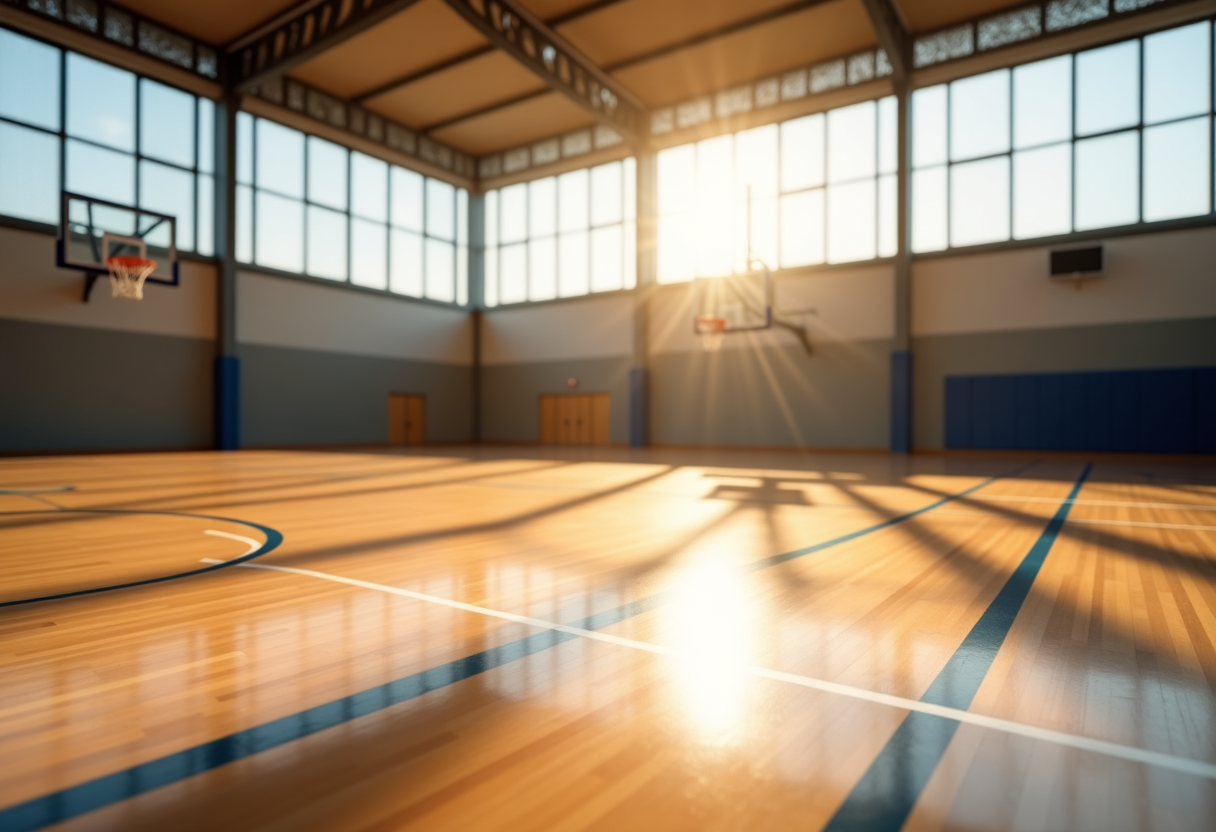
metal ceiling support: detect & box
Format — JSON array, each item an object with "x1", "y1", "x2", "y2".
[
  {"x1": 440, "y1": 0, "x2": 647, "y2": 147},
  {"x1": 354, "y1": 45, "x2": 495, "y2": 103},
  {"x1": 227, "y1": 0, "x2": 423, "y2": 94},
  {"x1": 859, "y1": 0, "x2": 909, "y2": 79}
]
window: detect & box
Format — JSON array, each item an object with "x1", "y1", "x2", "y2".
[
  {"x1": 0, "y1": 26, "x2": 215, "y2": 252},
  {"x1": 912, "y1": 20, "x2": 1214, "y2": 251},
  {"x1": 237, "y1": 114, "x2": 469, "y2": 304},
  {"x1": 657, "y1": 97, "x2": 896, "y2": 283},
  {"x1": 483, "y1": 158, "x2": 635, "y2": 306}
]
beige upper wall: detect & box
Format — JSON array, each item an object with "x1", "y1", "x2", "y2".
[
  {"x1": 482, "y1": 294, "x2": 634, "y2": 365},
  {"x1": 0, "y1": 226, "x2": 216, "y2": 340},
  {"x1": 912, "y1": 226, "x2": 1216, "y2": 337},
  {"x1": 236, "y1": 270, "x2": 473, "y2": 365},
  {"x1": 649, "y1": 265, "x2": 896, "y2": 355}
]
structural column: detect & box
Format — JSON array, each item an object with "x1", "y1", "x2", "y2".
[
  {"x1": 214, "y1": 93, "x2": 240, "y2": 450},
  {"x1": 469, "y1": 192, "x2": 486, "y2": 443},
  {"x1": 631, "y1": 150, "x2": 658, "y2": 448},
  {"x1": 890, "y1": 78, "x2": 913, "y2": 454}
]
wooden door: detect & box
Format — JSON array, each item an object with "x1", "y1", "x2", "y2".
[
  {"x1": 573, "y1": 395, "x2": 592, "y2": 444},
  {"x1": 589, "y1": 394, "x2": 610, "y2": 445},
  {"x1": 389, "y1": 394, "x2": 425, "y2": 445},
  {"x1": 539, "y1": 394, "x2": 610, "y2": 446},
  {"x1": 539, "y1": 396, "x2": 558, "y2": 443}
]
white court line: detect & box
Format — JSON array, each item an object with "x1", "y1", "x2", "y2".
[
  {"x1": 199, "y1": 553, "x2": 1216, "y2": 782},
  {"x1": 977, "y1": 495, "x2": 1216, "y2": 511},
  {"x1": 1068, "y1": 518, "x2": 1216, "y2": 532},
  {"x1": 203, "y1": 529, "x2": 262, "y2": 556}
]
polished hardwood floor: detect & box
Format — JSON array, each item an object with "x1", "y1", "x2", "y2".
[{"x1": 2, "y1": 447, "x2": 1215, "y2": 830}]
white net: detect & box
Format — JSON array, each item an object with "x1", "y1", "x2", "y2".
[
  {"x1": 695, "y1": 315, "x2": 728, "y2": 353},
  {"x1": 106, "y1": 256, "x2": 157, "y2": 300}
]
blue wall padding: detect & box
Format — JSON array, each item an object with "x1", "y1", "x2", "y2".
[
  {"x1": 944, "y1": 367, "x2": 1216, "y2": 453},
  {"x1": 214, "y1": 355, "x2": 240, "y2": 451},
  {"x1": 629, "y1": 367, "x2": 649, "y2": 448}
]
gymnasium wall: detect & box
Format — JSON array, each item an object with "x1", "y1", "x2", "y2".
[
  {"x1": 480, "y1": 294, "x2": 634, "y2": 444},
  {"x1": 236, "y1": 271, "x2": 475, "y2": 446},
  {"x1": 0, "y1": 226, "x2": 217, "y2": 452},
  {"x1": 911, "y1": 225, "x2": 1216, "y2": 450}
]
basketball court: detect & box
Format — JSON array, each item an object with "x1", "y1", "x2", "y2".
[{"x1": 2, "y1": 0, "x2": 1216, "y2": 830}]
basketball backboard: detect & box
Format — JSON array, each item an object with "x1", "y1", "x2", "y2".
[
  {"x1": 692, "y1": 271, "x2": 773, "y2": 334},
  {"x1": 57, "y1": 193, "x2": 179, "y2": 287}
]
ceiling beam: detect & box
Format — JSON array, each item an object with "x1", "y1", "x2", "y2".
[
  {"x1": 226, "y1": 0, "x2": 424, "y2": 94},
  {"x1": 423, "y1": 89, "x2": 549, "y2": 135},
  {"x1": 859, "y1": 0, "x2": 909, "y2": 79},
  {"x1": 439, "y1": 0, "x2": 647, "y2": 146}
]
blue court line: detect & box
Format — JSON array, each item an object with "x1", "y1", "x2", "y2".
[
  {"x1": 0, "y1": 463, "x2": 1035, "y2": 832},
  {"x1": 0, "y1": 510, "x2": 284, "y2": 608},
  {"x1": 823, "y1": 463, "x2": 1092, "y2": 832}
]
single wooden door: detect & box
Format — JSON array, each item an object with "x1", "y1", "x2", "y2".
[
  {"x1": 539, "y1": 396, "x2": 559, "y2": 443},
  {"x1": 589, "y1": 394, "x2": 610, "y2": 445},
  {"x1": 389, "y1": 394, "x2": 425, "y2": 445}
]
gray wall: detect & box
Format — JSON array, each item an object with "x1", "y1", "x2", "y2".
[
  {"x1": 0, "y1": 318, "x2": 214, "y2": 451},
  {"x1": 480, "y1": 357, "x2": 632, "y2": 443}
]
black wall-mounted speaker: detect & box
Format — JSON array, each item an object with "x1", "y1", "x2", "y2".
[{"x1": 1050, "y1": 246, "x2": 1103, "y2": 277}]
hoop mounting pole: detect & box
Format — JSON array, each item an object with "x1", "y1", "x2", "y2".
[{"x1": 82, "y1": 272, "x2": 102, "y2": 303}]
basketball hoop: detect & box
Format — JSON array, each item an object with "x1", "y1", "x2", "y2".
[
  {"x1": 106, "y1": 255, "x2": 157, "y2": 300},
  {"x1": 695, "y1": 314, "x2": 728, "y2": 352}
]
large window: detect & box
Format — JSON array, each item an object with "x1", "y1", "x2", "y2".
[
  {"x1": 657, "y1": 97, "x2": 897, "y2": 283},
  {"x1": 913, "y1": 20, "x2": 1214, "y2": 251},
  {"x1": 237, "y1": 114, "x2": 469, "y2": 304},
  {"x1": 484, "y1": 158, "x2": 636, "y2": 306},
  {"x1": 0, "y1": 26, "x2": 215, "y2": 254}
]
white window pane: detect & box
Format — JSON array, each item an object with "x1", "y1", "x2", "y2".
[
  {"x1": 950, "y1": 69, "x2": 1010, "y2": 162},
  {"x1": 425, "y1": 238, "x2": 455, "y2": 301},
  {"x1": 696, "y1": 135, "x2": 734, "y2": 277},
  {"x1": 307, "y1": 205, "x2": 347, "y2": 280},
  {"x1": 950, "y1": 156, "x2": 1010, "y2": 247},
  {"x1": 256, "y1": 191, "x2": 304, "y2": 272},
  {"x1": 308, "y1": 137, "x2": 348, "y2": 210},
  {"x1": 484, "y1": 243, "x2": 499, "y2": 307},
  {"x1": 139, "y1": 160, "x2": 194, "y2": 251},
  {"x1": 1075, "y1": 131, "x2": 1139, "y2": 230},
  {"x1": 0, "y1": 29, "x2": 60, "y2": 131},
  {"x1": 66, "y1": 53, "x2": 134, "y2": 151},
  {"x1": 140, "y1": 79, "x2": 194, "y2": 168},
  {"x1": 1013, "y1": 55, "x2": 1072, "y2": 150},
  {"x1": 351, "y1": 218, "x2": 387, "y2": 289},
  {"x1": 457, "y1": 245, "x2": 468, "y2": 305},
  {"x1": 1143, "y1": 117, "x2": 1211, "y2": 222},
  {"x1": 198, "y1": 98, "x2": 214, "y2": 174},
  {"x1": 67, "y1": 139, "x2": 134, "y2": 204},
  {"x1": 912, "y1": 85, "x2": 947, "y2": 168},
  {"x1": 426, "y1": 177, "x2": 456, "y2": 240},
  {"x1": 1076, "y1": 40, "x2": 1140, "y2": 136},
  {"x1": 658, "y1": 144, "x2": 695, "y2": 215},
  {"x1": 529, "y1": 177, "x2": 557, "y2": 237},
  {"x1": 780, "y1": 114, "x2": 825, "y2": 192},
  {"x1": 559, "y1": 169, "x2": 589, "y2": 232},
  {"x1": 390, "y1": 228, "x2": 423, "y2": 296},
  {"x1": 559, "y1": 231, "x2": 589, "y2": 297},
  {"x1": 1013, "y1": 143, "x2": 1071, "y2": 239},
  {"x1": 591, "y1": 225, "x2": 623, "y2": 292},
  {"x1": 736, "y1": 124, "x2": 778, "y2": 197},
  {"x1": 779, "y1": 189, "x2": 825, "y2": 268},
  {"x1": 878, "y1": 96, "x2": 898, "y2": 175},
  {"x1": 0, "y1": 122, "x2": 59, "y2": 223},
  {"x1": 658, "y1": 214, "x2": 695, "y2": 284},
  {"x1": 827, "y1": 100, "x2": 876, "y2": 183},
  {"x1": 911, "y1": 166, "x2": 947, "y2": 252},
  {"x1": 737, "y1": 196, "x2": 777, "y2": 273},
  {"x1": 390, "y1": 166, "x2": 424, "y2": 231},
  {"x1": 528, "y1": 236, "x2": 556, "y2": 300},
  {"x1": 1144, "y1": 22, "x2": 1211, "y2": 125},
  {"x1": 236, "y1": 112, "x2": 253, "y2": 184},
  {"x1": 591, "y1": 161, "x2": 624, "y2": 225},
  {"x1": 485, "y1": 190, "x2": 499, "y2": 247},
  {"x1": 197, "y1": 173, "x2": 214, "y2": 256},
  {"x1": 351, "y1": 152, "x2": 387, "y2": 221},
  {"x1": 624, "y1": 157, "x2": 636, "y2": 221},
  {"x1": 236, "y1": 184, "x2": 252, "y2": 262},
  {"x1": 500, "y1": 183, "x2": 527, "y2": 243},
  {"x1": 878, "y1": 174, "x2": 897, "y2": 257},
  {"x1": 500, "y1": 242, "x2": 527, "y2": 303},
  {"x1": 256, "y1": 119, "x2": 304, "y2": 198},
  {"x1": 456, "y1": 189, "x2": 468, "y2": 245},
  {"x1": 827, "y1": 180, "x2": 876, "y2": 264},
  {"x1": 624, "y1": 219, "x2": 636, "y2": 289}
]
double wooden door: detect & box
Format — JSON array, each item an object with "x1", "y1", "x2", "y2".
[
  {"x1": 388, "y1": 394, "x2": 425, "y2": 445},
  {"x1": 539, "y1": 394, "x2": 610, "y2": 445}
]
